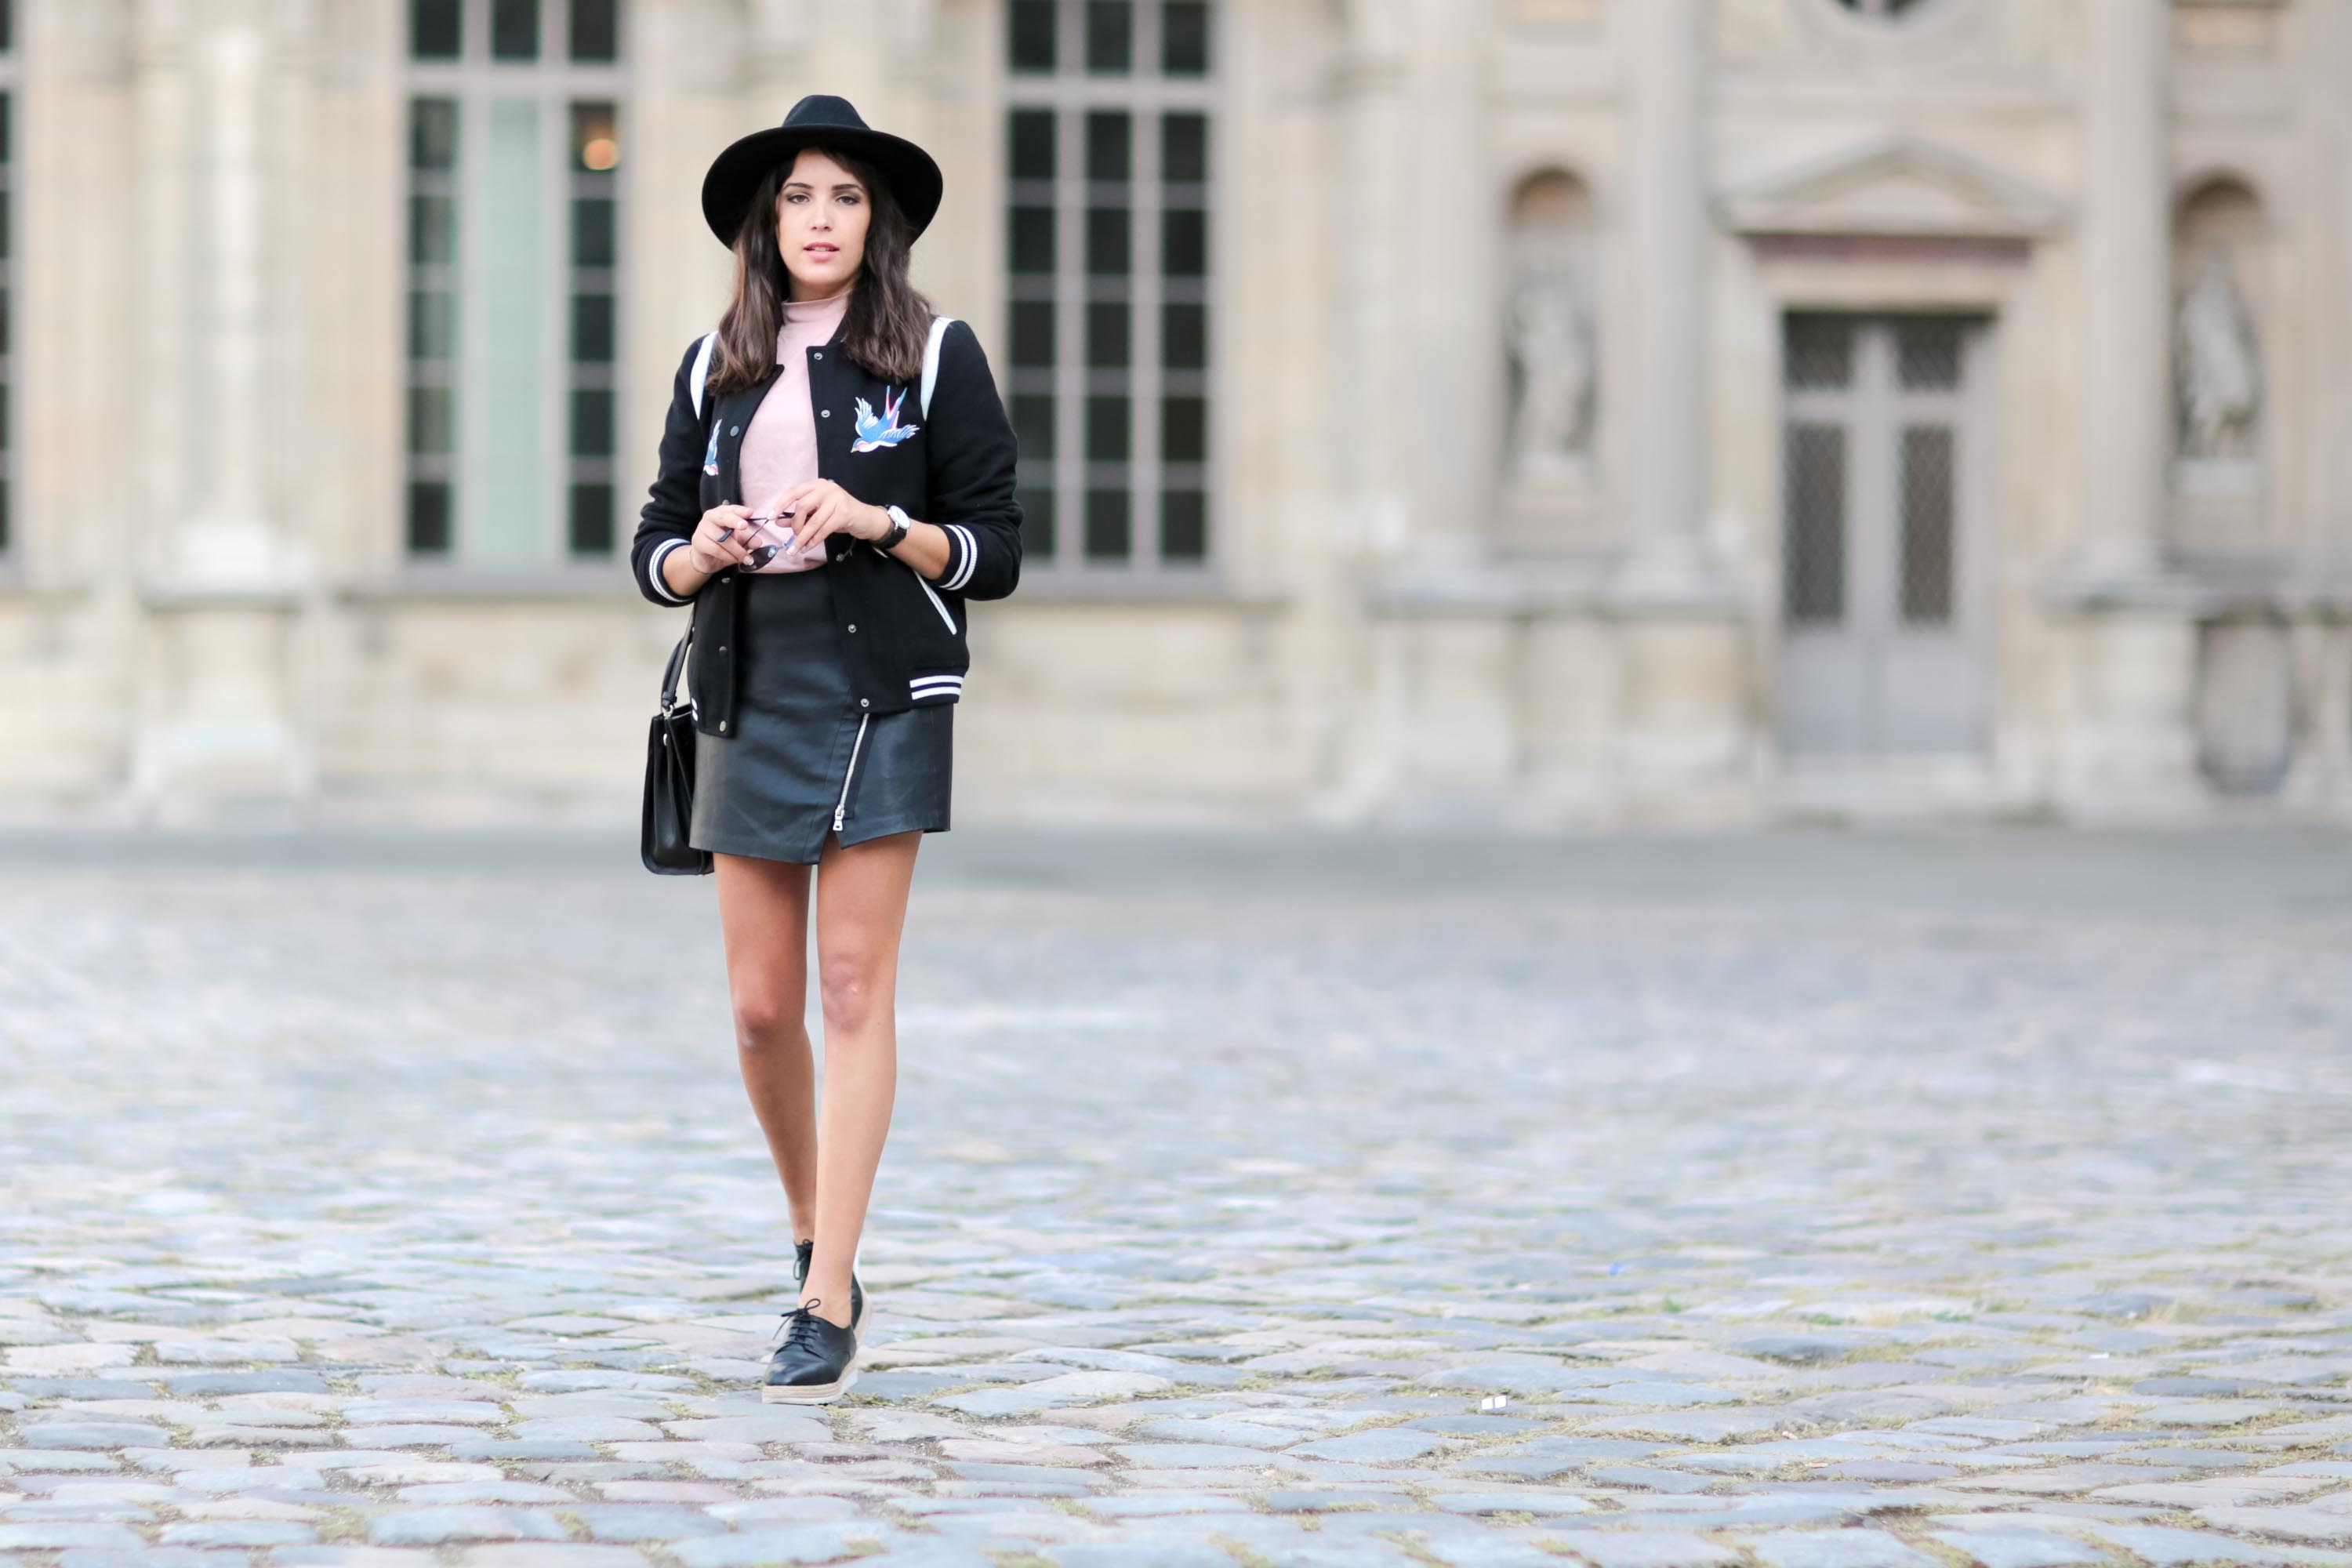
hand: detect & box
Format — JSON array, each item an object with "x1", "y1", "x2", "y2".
[
  {"x1": 687, "y1": 504, "x2": 756, "y2": 574},
  {"x1": 774, "y1": 480, "x2": 889, "y2": 555}
]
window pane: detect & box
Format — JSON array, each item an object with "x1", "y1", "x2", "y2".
[
  {"x1": 1087, "y1": 300, "x2": 1130, "y2": 368},
  {"x1": 1162, "y1": 112, "x2": 1207, "y2": 184},
  {"x1": 1008, "y1": 0, "x2": 1055, "y2": 71},
  {"x1": 1900, "y1": 425, "x2": 1955, "y2": 624},
  {"x1": 408, "y1": 481, "x2": 452, "y2": 554},
  {"x1": 571, "y1": 101, "x2": 619, "y2": 172},
  {"x1": 569, "y1": 483, "x2": 615, "y2": 553},
  {"x1": 409, "y1": 290, "x2": 457, "y2": 359},
  {"x1": 411, "y1": 97, "x2": 459, "y2": 170},
  {"x1": 1085, "y1": 206, "x2": 1130, "y2": 275},
  {"x1": 1013, "y1": 394, "x2": 1056, "y2": 459},
  {"x1": 1019, "y1": 483, "x2": 1058, "y2": 558},
  {"x1": 1085, "y1": 488, "x2": 1131, "y2": 558},
  {"x1": 1011, "y1": 300, "x2": 1056, "y2": 367},
  {"x1": 571, "y1": 0, "x2": 620, "y2": 61},
  {"x1": 1162, "y1": 395, "x2": 1206, "y2": 463},
  {"x1": 571, "y1": 292, "x2": 614, "y2": 361},
  {"x1": 1087, "y1": 395, "x2": 1130, "y2": 461},
  {"x1": 1162, "y1": 208, "x2": 1206, "y2": 277},
  {"x1": 1085, "y1": 112, "x2": 1131, "y2": 182},
  {"x1": 1009, "y1": 109, "x2": 1055, "y2": 182},
  {"x1": 1163, "y1": 302, "x2": 1205, "y2": 369},
  {"x1": 1898, "y1": 319, "x2": 1963, "y2": 391},
  {"x1": 1086, "y1": 0, "x2": 1132, "y2": 72},
  {"x1": 492, "y1": 0, "x2": 540, "y2": 60},
  {"x1": 1784, "y1": 314, "x2": 1853, "y2": 390},
  {"x1": 410, "y1": 194, "x2": 456, "y2": 264},
  {"x1": 572, "y1": 196, "x2": 615, "y2": 267},
  {"x1": 1161, "y1": 489, "x2": 1207, "y2": 560},
  {"x1": 1162, "y1": 1, "x2": 1209, "y2": 74},
  {"x1": 412, "y1": 0, "x2": 461, "y2": 59},
  {"x1": 1010, "y1": 205, "x2": 1055, "y2": 274},
  {"x1": 571, "y1": 387, "x2": 614, "y2": 457},
  {"x1": 408, "y1": 385, "x2": 455, "y2": 454},
  {"x1": 472, "y1": 96, "x2": 543, "y2": 562},
  {"x1": 1783, "y1": 423, "x2": 1846, "y2": 624}
]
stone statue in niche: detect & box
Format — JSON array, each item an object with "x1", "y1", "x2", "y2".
[
  {"x1": 2175, "y1": 247, "x2": 2262, "y2": 462},
  {"x1": 1506, "y1": 260, "x2": 1595, "y2": 484}
]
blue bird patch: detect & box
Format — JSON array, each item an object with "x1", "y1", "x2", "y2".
[{"x1": 851, "y1": 388, "x2": 920, "y2": 453}]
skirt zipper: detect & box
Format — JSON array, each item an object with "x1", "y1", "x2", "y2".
[{"x1": 833, "y1": 712, "x2": 871, "y2": 833}]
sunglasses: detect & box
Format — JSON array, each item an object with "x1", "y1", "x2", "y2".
[{"x1": 716, "y1": 510, "x2": 800, "y2": 570}]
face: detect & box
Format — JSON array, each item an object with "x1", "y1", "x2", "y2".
[{"x1": 774, "y1": 148, "x2": 869, "y2": 298}]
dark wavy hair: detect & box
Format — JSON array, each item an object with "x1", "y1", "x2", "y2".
[{"x1": 707, "y1": 144, "x2": 935, "y2": 397}]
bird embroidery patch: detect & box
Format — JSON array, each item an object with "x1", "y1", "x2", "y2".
[
  {"x1": 702, "y1": 424, "x2": 721, "y2": 477},
  {"x1": 851, "y1": 389, "x2": 921, "y2": 453}
]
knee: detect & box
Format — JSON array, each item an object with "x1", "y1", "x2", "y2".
[
  {"x1": 817, "y1": 949, "x2": 887, "y2": 1032},
  {"x1": 731, "y1": 988, "x2": 804, "y2": 1055}
]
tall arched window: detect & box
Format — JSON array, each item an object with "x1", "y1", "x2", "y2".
[
  {"x1": 404, "y1": 0, "x2": 626, "y2": 564},
  {"x1": 1005, "y1": 0, "x2": 1218, "y2": 575}
]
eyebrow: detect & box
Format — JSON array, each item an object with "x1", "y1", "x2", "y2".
[{"x1": 783, "y1": 180, "x2": 865, "y2": 194}]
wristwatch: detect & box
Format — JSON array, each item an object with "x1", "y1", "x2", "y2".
[{"x1": 877, "y1": 505, "x2": 911, "y2": 551}]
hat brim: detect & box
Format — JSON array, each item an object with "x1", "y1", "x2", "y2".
[{"x1": 700, "y1": 125, "x2": 944, "y2": 248}]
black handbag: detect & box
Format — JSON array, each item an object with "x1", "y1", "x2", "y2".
[{"x1": 641, "y1": 626, "x2": 713, "y2": 875}]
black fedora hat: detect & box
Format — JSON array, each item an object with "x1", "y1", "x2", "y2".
[{"x1": 700, "y1": 95, "x2": 944, "y2": 248}]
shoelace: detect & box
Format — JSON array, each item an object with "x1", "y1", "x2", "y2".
[{"x1": 772, "y1": 1298, "x2": 830, "y2": 1355}]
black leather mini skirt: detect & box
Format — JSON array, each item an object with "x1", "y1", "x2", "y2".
[{"x1": 690, "y1": 567, "x2": 952, "y2": 865}]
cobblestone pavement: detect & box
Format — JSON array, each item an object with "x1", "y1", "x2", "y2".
[{"x1": 4, "y1": 825, "x2": 2352, "y2": 1568}]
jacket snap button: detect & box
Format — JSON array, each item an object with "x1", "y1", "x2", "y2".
[
  {"x1": 717, "y1": 644, "x2": 727, "y2": 653},
  {"x1": 822, "y1": 409, "x2": 831, "y2": 418},
  {"x1": 729, "y1": 425, "x2": 740, "y2": 435},
  {"x1": 859, "y1": 699, "x2": 869, "y2": 708},
  {"x1": 813, "y1": 352, "x2": 822, "y2": 360},
  {"x1": 719, "y1": 720, "x2": 728, "y2": 733},
  {"x1": 847, "y1": 623, "x2": 857, "y2": 633}
]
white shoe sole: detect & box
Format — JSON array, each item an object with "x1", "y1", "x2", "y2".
[{"x1": 761, "y1": 1359, "x2": 858, "y2": 1403}]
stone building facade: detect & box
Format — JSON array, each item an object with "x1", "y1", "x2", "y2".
[{"x1": 1, "y1": 0, "x2": 2347, "y2": 826}]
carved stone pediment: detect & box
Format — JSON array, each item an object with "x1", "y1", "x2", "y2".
[{"x1": 1716, "y1": 135, "x2": 2071, "y2": 241}]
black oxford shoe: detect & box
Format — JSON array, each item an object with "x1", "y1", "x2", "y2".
[
  {"x1": 793, "y1": 1238, "x2": 864, "y2": 1334},
  {"x1": 761, "y1": 1298, "x2": 858, "y2": 1403}
]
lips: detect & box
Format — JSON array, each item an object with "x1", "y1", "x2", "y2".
[{"x1": 804, "y1": 245, "x2": 838, "y2": 259}]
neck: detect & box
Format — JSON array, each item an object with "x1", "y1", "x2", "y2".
[{"x1": 787, "y1": 275, "x2": 857, "y2": 305}]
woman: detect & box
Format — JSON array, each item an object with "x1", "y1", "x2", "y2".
[{"x1": 629, "y1": 96, "x2": 1022, "y2": 1403}]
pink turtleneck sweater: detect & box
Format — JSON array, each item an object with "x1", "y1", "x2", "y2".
[{"x1": 738, "y1": 285, "x2": 854, "y2": 573}]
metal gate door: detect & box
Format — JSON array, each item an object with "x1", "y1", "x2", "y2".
[{"x1": 1777, "y1": 313, "x2": 1991, "y2": 756}]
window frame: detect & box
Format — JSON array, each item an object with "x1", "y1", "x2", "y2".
[
  {"x1": 402, "y1": 0, "x2": 629, "y2": 566},
  {"x1": 1005, "y1": 0, "x2": 1222, "y2": 582}
]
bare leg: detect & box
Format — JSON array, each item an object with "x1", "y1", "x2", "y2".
[
  {"x1": 713, "y1": 851, "x2": 819, "y2": 1247},
  {"x1": 801, "y1": 827, "x2": 922, "y2": 1329}
]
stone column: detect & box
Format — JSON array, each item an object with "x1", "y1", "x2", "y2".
[
  {"x1": 130, "y1": 0, "x2": 314, "y2": 816},
  {"x1": 1613, "y1": 0, "x2": 1710, "y2": 593},
  {"x1": 2053, "y1": 0, "x2": 2202, "y2": 817},
  {"x1": 2078, "y1": 0, "x2": 2171, "y2": 578}
]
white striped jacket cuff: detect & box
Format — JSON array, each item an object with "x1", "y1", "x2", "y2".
[
  {"x1": 647, "y1": 537, "x2": 693, "y2": 604},
  {"x1": 929, "y1": 523, "x2": 979, "y2": 593}
]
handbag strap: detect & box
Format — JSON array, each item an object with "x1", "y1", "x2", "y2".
[{"x1": 660, "y1": 624, "x2": 693, "y2": 716}]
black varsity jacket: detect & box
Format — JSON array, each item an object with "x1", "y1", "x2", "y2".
[{"x1": 627, "y1": 315, "x2": 1022, "y2": 737}]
